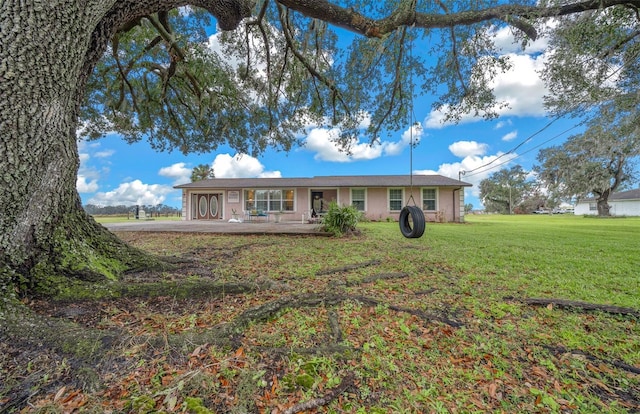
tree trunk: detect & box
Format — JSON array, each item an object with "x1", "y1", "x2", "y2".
[
  {"x1": 0, "y1": 3, "x2": 138, "y2": 294},
  {"x1": 596, "y1": 198, "x2": 611, "y2": 216},
  {"x1": 0, "y1": 0, "x2": 252, "y2": 295},
  {"x1": 596, "y1": 189, "x2": 611, "y2": 216}
]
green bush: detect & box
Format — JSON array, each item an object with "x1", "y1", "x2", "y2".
[{"x1": 321, "y1": 202, "x2": 361, "y2": 236}]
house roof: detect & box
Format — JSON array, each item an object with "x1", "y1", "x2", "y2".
[
  {"x1": 579, "y1": 188, "x2": 640, "y2": 202},
  {"x1": 174, "y1": 174, "x2": 472, "y2": 189}
]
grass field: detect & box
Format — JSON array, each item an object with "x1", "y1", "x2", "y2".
[
  {"x1": 418, "y1": 214, "x2": 640, "y2": 307},
  {"x1": 5, "y1": 214, "x2": 639, "y2": 413}
]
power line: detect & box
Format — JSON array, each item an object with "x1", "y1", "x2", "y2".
[
  {"x1": 461, "y1": 116, "x2": 583, "y2": 179},
  {"x1": 462, "y1": 115, "x2": 562, "y2": 175}
]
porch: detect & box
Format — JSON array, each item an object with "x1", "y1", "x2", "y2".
[{"x1": 103, "y1": 219, "x2": 327, "y2": 235}]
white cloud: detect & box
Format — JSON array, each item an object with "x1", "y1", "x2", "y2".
[
  {"x1": 448, "y1": 141, "x2": 488, "y2": 157},
  {"x1": 491, "y1": 25, "x2": 549, "y2": 55},
  {"x1": 208, "y1": 20, "x2": 294, "y2": 100},
  {"x1": 76, "y1": 175, "x2": 98, "y2": 193},
  {"x1": 94, "y1": 149, "x2": 115, "y2": 158},
  {"x1": 495, "y1": 120, "x2": 513, "y2": 129},
  {"x1": 303, "y1": 128, "x2": 382, "y2": 162},
  {"x1": 423, "y1": 107, "x2": 450, "y2": 129},
  {"x1": 257, "y1": 170, "x2": 282, "y2": 178},
  {"x1": 424, "y1": 22, "x2": 553, "y2": 130},
  {"x1": 208, "y1": 33, "x2": 243, "y2": 70},
  {"x1": 415, "y1": 152, "x2": 519, "y2": 201},
  {"x1": 501, "y1": 130, "x2": 518, "y2": 142},
  {"x1": 87, "y1": 180, "x2": 174, "y2": 206},
  {"x1": 304, "y1": 128, "x2": 349, "y2": 162},
  {"x1": 490, "y1": 53, "x2": 548, "y2": 116},
  {"x1": 212, "y1": 153, "x2": 281, "y2": 178},
  {"x1": 77, "y1": 140, "x2": 102, "y2": 193},
  {"x1": 302, "y1": 122, "x2": 421, "y2": 162},
  {"x1": 384, "y1": 124, "x2": 423, "y2": 156},
  {"x1": 158, "y1": 162, "x2": 192, "y2": 185},
  {"x1": 424, "y1": 52, "x2": 549, "y2": 128}
]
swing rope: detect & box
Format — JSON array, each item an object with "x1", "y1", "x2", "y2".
[
  {"x1": 398, "y1": 18, "x2": 426, "y2": 239},
  {"x1": 406, "y1": 25, "x2": 417, "y2": 208}
]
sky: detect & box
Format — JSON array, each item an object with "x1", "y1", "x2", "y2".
[{"x1": 77, "y1": 20, "x2": 586, "y2": 210}]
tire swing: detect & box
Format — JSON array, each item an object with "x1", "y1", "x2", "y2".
[
  {"x1": 399, "y1": 203, "x2": 425, "y2": 238},
  {"x1": 398, "y1": 123, "x2": 425, "y2": 238},
  {"x1": 399, "y1": 31, "x2": 425, "y2": 239}
]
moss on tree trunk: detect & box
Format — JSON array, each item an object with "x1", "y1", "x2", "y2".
[{"x1": 26, "y1": 207, "x2": 166, "y2": 297}]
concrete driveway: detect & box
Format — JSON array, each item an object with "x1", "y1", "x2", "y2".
[{"x1": 103, "y1": 219, "x2": 327, "y2": 235}]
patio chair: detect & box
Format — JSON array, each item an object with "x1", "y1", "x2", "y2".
[{"x1": 249, "y1": 209, "x2": 269, "y2": 222}]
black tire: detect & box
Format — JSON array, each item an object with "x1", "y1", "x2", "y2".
[{"x1": 399, "y1": 205, "x2": 426, "y2": 238}]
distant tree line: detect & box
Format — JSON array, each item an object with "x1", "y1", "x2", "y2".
[
  {"x1": 84, "y1": 204, "x2": 181, "y2": 216},
  {"x1": 480, "y1": 103, "x2": 639, "y2": 216}
]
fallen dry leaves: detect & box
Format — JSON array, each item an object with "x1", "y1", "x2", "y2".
[{"x1": 3, "y1": 231, "x2": 639, "y2": 413}]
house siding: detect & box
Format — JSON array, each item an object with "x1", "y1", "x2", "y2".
[
  {"x1": 575, "y1": 199, "x2": 640, "y2": 216},
  {"x1": 176, "y1": 175, "x2": 471, "y2": 223},
  {"x1": 573, "y1": 189, "x2": 640, "y2": 216}
]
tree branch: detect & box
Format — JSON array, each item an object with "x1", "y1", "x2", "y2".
[
  {"x1": 542, "y1": 345, "x2": 640, "y2": 375},
  {"x1": 253, "y1": 17, "x2": 276, "y2": 129},
  {"x1": 276, "y1": 2, "x2": 352, "y2": 119},
  {"x1": 432, "y1": 0, "x2": 469, "y2": 98},
  {"x1": 111, "y1": 34, "x2": 141, "y2": 113},
  {"x1": 79, "y1": 0, "x2": 252, "y2": 101},
  {"x1": 508, "y1": 297, "x2": 640, "y2": 318},
  {"x1": 283, "y1": 371, "x2": 355, "y2": 414},
  {"x1": 277, "y1": 0, "x2": 640, "y2": 40},
  {"x1": 371, "y1": 26, "x2": 408, "y2": 140}
]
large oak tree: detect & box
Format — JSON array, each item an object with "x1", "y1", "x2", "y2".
[
  {"x1": 479, "y1": 165, "x2": 538, "y2": 214},
  {"x1": 2, "y1": 0, "x2": 640, "y2": 298},
  {"x1": 536, "y1": 105, "x2": 639, "y2": 216}
]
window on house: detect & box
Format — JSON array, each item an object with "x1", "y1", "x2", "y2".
[
  {"x1": 268, "y1": 190, "x2": 282, "y2": 211},
  {"x1": 589, "y1": 203, "x2": 597, "y2": 211},
  {"x1": 389, "y1": 188, "x2": 403, "y2": 211},
  {"x1": 255, "y1": 190, "x2": 268, "y2": 211},
  {"x1": 244, "y1": 190, "x2": 255, "y2": 211},
  {"x1": 244, "y1": 189, "x2": 295, "y2": 212},
  {"x1": 422, "y1": 188, "x2": 437, "y2": 211},
  {"x1": 351, "y1": 188, "x2": 366, "y2": 211},
  {"x1": 283, "y1": 190, "x2": 294, "y2": 211}
]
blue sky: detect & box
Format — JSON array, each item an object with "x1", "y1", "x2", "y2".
[{"x1": 77, "y1": 22, "x2": 584, "y2": 209}]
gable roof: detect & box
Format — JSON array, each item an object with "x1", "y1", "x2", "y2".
[
  {"x1": 607, "y1": 188, "x2": 640, "y2": 201},
  {"x1": 579, "y1": 188, "x2": 640, "y2": 202},
  {"x1": 175, "y1": 174, "x2": 471, "y2": 189}
]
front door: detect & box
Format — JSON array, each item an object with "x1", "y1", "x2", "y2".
[
  {"x1": 195, "y1": 194, "x2": 221, "y2": 219},
  {"x1": 208, "y1": 194, "x2": 219, "y2": 219},
  {"x1": 311, "y1": 191, "x2": 324, "y2": 215}
]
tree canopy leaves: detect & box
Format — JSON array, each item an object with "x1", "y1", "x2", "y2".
[
  {"x1": 190, "y1": 163, "x2": 216, "y2": 181},
  {"x1": 78, "y1": 0, "x2": 640, "y2": 158},
  {"x1": 479, "y1": 165, "x2": 541, "y2": 214},
  {"x1": 536, "y1": 104, "x2": 640, "y2": 215},
  {"x1": 541, "y1": 3, "x2": 640, "y2": 116}
]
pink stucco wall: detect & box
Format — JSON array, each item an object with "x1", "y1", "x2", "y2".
[{"x1": 183, "y1": 185, "x2": 465, "y2": 223}]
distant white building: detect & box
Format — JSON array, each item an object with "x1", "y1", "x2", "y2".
[{"x1": 574, "y1": 189, "x2": 640, "y2": 216}]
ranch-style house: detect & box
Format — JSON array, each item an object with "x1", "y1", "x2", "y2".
[
  {"x1": 175, "y1": 174, "x2": 472, "y2": 223},
  {"x1": 573, "y1": 188, "x2": 640, "y2": 216}
]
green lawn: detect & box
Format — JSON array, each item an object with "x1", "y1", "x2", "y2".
[
  {"x1": 12, "y1": 214, "x2": 638, "y2": 412},
  {"x1": 408, "y1": 214, "x2": 640, "y2": 307}
]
